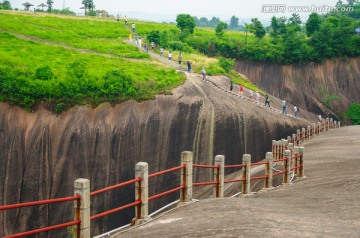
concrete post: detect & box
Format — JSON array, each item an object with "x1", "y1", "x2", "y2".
[
  {"x1": 283, "y1": 150, "x2": 291, "y2": 185},
  {"x1": 338, "y1": 121, "x2": 341, "y2": 128},
  {"x1": 281, "y1": 139, "x2": 287, "y2": 157},
  {"x1": 292, "y1": 134, "x2": 296, "y2": 145},
  {"x1": 74, "y1": 178, "x2": 90, "y2": 238},
  {"x1": 301, "y1": 128, "x2": 305, "y2": 142},
  {"x1": 318, "y1": 122, "x2": 322, "y2": 134},
  {"x1": 287, "y1": 136, "x2": 292, "y2": 144},
  {"x1": 214, "y1": 155, "x2": 225, "y2": 198},
  {"x1": 265, "y1": 152, "x2": 273, "y2": 189},
  {"x1": 330, "y1": 118, "x2": 333, "y2": 129},
  {"x1": 135, "y1": 162, "x2": 150, "y2": 224},
  {"x1": 307, "y1": 126, "x2": 311, "y2": 140},
  {"x1": 180, "y1": 151, "x2": 193, "y2": 203},
  {"x1": 272, "y1": 140, "x2": 276, "y2": 159},
  {"x1": 298, "y1": 147, "x2": 305, "y2": 179},
  {"x1": 241, "y1": 154, "x2": 251, "y2": 195},
  {"x1": 296, "y1": 129, "x2": 300, "y2": 144},
  {"x1": 326, "y1": 118, "x2": 329, "y2": 131},
  {"x1": 313, "y1": 123, "x2": 316, "y2": 138},
  {"x1": 334, "y1": 120, "x2": 337, "y2": 129},
  {"x1": 287, "y1": 143, "x2": 295, "y2": 176}
]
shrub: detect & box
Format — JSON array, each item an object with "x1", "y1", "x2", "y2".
[
  {"x1": 35, "y1": 65, "x2": 54, "y2": 80},
  {"x1": 346, "y1": 103, "x2": 360, "y2": 125}
]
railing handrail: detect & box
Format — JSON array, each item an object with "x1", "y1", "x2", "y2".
[
  {"x1": 90, "y1": 177, "x2": 142, "y2": 196},
  {"x1": 149, "y1": 164, "x2": 186, "y2": 178}
]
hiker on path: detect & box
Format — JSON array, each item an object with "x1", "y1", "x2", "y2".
[
  {"x1": 138, "y1": 37, "x2": 142, "y2": 48},
  {"x1": 125, "y1": 16, "x2": 128, "y2": 25},
  {"x1": 129, "y1": 33, "x2": 133, "y2": 43},
  {"x1": 282, "y1": 100, "x2": 287, "y2": 114},
  {"x1": 186, "y1": 60, "x2": 192, "y2": 74},
  {"x1": 318, "y1": 114, "x2": 322, "y2": 122},
  {"x1": 178, "y1": 52, "x2": 183, "y2": 66},
  {"x1": 160, "y1": 48, "x2": 164, "y2": 57},
  {"x1": 201, "y1": 68, "x2": 206, "y2": 80},
  {"x1": 249, "y1": 89, "x2": 253, "y2": 100},
  {"x1": 132, "y1": 22, "x2": 135, "y2": 32},
  {"x1": 116, "y1": 14, "x2": 120, "y2": 22},
  {"x1": 265, "y1": 94, "x2": 270, "y2": 107},
  {"x1": 294, "y1": 105, "x2": 299, "y2": 118},
  {"x1": 239, "y1": 85, "x2": 244, "y2": 97},
  {"x1": 230, "y1": 81, "x2": 233, "y2": 91},
  {"x1": 151, "y1": 42, "x2": 155, "y2": 51},
  {"x1": 255, "y1": 91, "x2": 260, "y2": 103},
  {"x1": 168, "y1": 51, "x2": 172, "y2": 60}
]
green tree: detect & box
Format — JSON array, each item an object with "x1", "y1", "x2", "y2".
[
  {"x1": 218, "y1": 57, "x2": 235, "y2": 73},
  {"x1": 148, "y1": 30, "x2": 161, "y2": 45},
  {"x1": 306, "y1": 13, "x2": 322, "y2": 36},
  {"x1": 46, "y1": 0, "x2": 53, "y2": 12},
  {"x1": 209, "y1": 17, "x2": 220, "y2": 28},
  {"x1": 0, "y1": 0, "x2": 12, "y2": 10},
  {"x1": 82, "y1": 0, "x2": 95, "y2": 15},
  {"x1": 198, "y1": 17, "x2": 209, "y2": 27},
  {"x1": 288, "y1": 13, "x2": 302, "y2": 31},
  {"x1": 215, "y1": 22, "x2": 228, "y2": 37},
  {"x1": 249, "y1": 18, "x2": 266, "y2": 39},
  {"x1": 230, "y1": 15, "x2": 239, "y2": 29},
  {"x1": 35, "y1": 65, "x2": 53, "y2": 80},
  {"x1": 346, "y1": 103, "x2": 360, "y2": 125},
  {"x1": 176, "y1": 14, "x2": 196, "y2": 34}
]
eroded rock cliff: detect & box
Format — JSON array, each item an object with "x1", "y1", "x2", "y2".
[
  {"x1": 0, "y1": 75, "x2": 314, "y2": 237},
  {"x1": 235, "y1": 58, "x2": 360, "y2": 119}
]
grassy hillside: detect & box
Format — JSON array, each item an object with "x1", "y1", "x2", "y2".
[{"x1": 0, "y1": 11, "x2": 184, "y2": 112}]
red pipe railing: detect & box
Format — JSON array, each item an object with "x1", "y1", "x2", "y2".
[
  {"x1": 1, "y1": 195, "x2": 81, "y2": 238},
  {"x1": 90, "y1": 177, "x2": 141, "y2": 196},
  {"x1": 91, "y1": 200, "x2": 141, "y2": 220},
  {"x1": 4, "y1": 220, "x2": 81, "y2": 238},
  {"x1": 149, "y1": 165, "x2": 186, "y2": 178},
  {"x1": 149, "y1": 186, "x2": 185, "y2": 201}
]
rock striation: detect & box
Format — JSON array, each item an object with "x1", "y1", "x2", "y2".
[{"x1": 235, "y1": 58, "x2": 360, "y2": 119}]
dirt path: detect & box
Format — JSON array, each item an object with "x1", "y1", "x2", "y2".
[{"x1": 114, "y1": 126, "x2": 360, "y2": 238}]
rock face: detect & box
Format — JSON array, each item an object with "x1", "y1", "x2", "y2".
[
  {"x1": 0, "y1": 75, "x2": 314, "y2": 237},
  {"x1": 235, "y1": 58, "x2": 360, "y2": 118}
]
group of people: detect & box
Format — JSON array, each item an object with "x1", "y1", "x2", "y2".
[{"x1": 282, "y1": 101, "x2": 300, "y2": 118}]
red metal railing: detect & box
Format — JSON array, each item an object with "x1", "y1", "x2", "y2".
[
  {"x1": 192, "y1": 164, "x2": 220, "y2": 187},
  {"x1": 148, "y1": 165, "x2": 186, "y2": 201},
  {"x1": 1, "y1": 195, "x2": 81, "y2": 238},
  {"x1": 90, "y1": 177, "x2": 142, "y2": 220}
]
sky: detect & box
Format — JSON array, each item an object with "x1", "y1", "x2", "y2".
[{"x1": 8, "y1": 0, "x2": 341, "y2": 23}]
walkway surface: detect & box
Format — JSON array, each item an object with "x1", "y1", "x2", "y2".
[{"x1": 113, "y1": 126, "x2": 360, "y2": 238}]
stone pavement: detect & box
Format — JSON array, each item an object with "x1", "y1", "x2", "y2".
[{"x1": 112, "y1": 126, "x2": 360, "y2": 238}]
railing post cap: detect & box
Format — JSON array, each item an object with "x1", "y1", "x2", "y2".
[
  {"x1": 284, "y1": 149, "x2": 291, "y2": 156},
  {"x1": 74, "y1": 178, "x2": 90, "y2": 189},
  {"x1": 135, "y1": 162, "x2": 148, "y2": 169},
  {"x1": 215, "y1": 155, "x2": 225, "y2": 162},
  {"x1": 243, "y1": 154, "x2": 251, "y2": 162},
  {"x1": 266, "y1": 152, "x2": 273, "y2": 159}
]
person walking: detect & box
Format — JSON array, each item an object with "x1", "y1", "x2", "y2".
[
  {"x1": 116, "y1": 14, "x2": 120, "y2": 22},
  {"x1": 129, "y1": 33, "x2": 133, "y2": 43},
  {"x1": 178, "y1": 52, "x2": 182, "y2": 67},
  {"x1": 239, "y1": 84, "x2": 244, "y2": 97},
  {"x1": 125, "y1": 16, "x2": 128, "y2": 25},
  {"x1": 294, "y1": 105, "x2": 299, "y2": 118},
  {"x1": 138, "y1": 37, "x2": 142, "y2": 48},
  {"x1": 282, "y1": 100, "x2": 287, "y2": 115},
  {"x1": 151, "y1": 42, "x2": 155, "y2": 51},
  {"x1": 255, "y1": 91, "x2": 260, "y2": 103},
  {"x1": 168, "y1": 51, "x2": 172, "y2": 60},
  {"x1": 201, "y1": 68, "x2": 206, "y2": 80},
  {"x1": 160, "y1": 48, "x2": 164, "y2": 57},
  {"x1": 230, "y1": 81, "x2": 233, "y2": 91},
  {"x1": 318, "y1": 114, "x2": 322, "y2": 122},
  {"x1": 131, "y1": 22, "x2": 135, "y2": 32},
  {"x1": 249, "y1": 89, "x2": 253, "y2": 100},
  {"x1": 186, "y1": 60, "x2": 192, "y2": 74},
  {"x1": 265, "y1": 94, "x2": 270, "y2": 107}
]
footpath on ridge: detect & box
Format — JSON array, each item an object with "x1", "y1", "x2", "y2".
[{"x1": 113, "y1": 126, "x2": 360, "y2": 238}]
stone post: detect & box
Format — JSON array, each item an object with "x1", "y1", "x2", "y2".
[
  {"x1": 214, "y1": 155, "x2": 224, "y2": 198},
  {"x1": 292, "y1": 134, "x2": 296, "y2": 146},
  {"x1": 338, "y1": 121, "x2": 341, "y2": 128},
  {"x1": 241, "y1": 154, "x2": 251, "y2": 195},
  {"x1": 288, "y1": 143, "x2": 294, "y2": 174},
  {"x1": 74, "y1": 179, "x2": 90, "y2": 238},
  {"x1": 301, "y1": 128, "x2": 305, "y2": 142},
  {"x1": 180, "y1": 151, "x2": 193, "y2": 203},
  {"x1": 135, "y1": 162, "x2": 149, "y2": 225},
  {"x1": 318, "y1": 122, "x2": 322, "y2": 134},
  {"x1": 307, "y1": 126, "x2": 311, "y2": 140},
  {"x1": 265, "y1": 152, "x2": 273, "y2": 189},
  {"x1": 326, "y1": 118, "x2": 329, "y2": 131},
  {"x1": 334, "y1": 120, "x2": 337, "y2": 129},
  {"x1": 313, "y1": 123, "x2": 316, "y2": 138},
  {"x1": 283, "y1": 150, "x2": 291, "y2": 185},
  {"x1": 287, "y1": 136, "x2": 292, "y2": 144},
  {"x1": 272, "y1": 140, "x2": 276, "y2": 159},
  {"x1": 330, "y1": 118, "x2": 333, "y2": 129},
  {"x1": 298, "y1": 147, "x2": 305, "y2": 179},
  {"x1": 296, "y1": 129, "x2": 301, "y2": 144}
]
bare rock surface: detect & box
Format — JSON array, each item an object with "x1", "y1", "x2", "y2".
[{"x1": 116, "y1": 126, "x2": 360, "y2": 238}]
